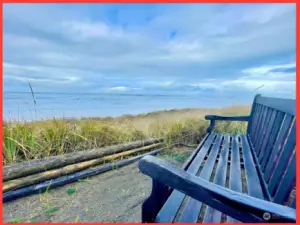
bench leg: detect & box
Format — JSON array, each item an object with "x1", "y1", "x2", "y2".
[
  {"x1": 142, "y1": 180, "x2": 171, "y2": 222},
  {"x1": 206, "y1": 120, "x2": 215, "y2": 133}
]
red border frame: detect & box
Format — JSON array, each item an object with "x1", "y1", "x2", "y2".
[
  {"x1": 0, "y1": 1, "x2": 298, "y2": 225},
  {"x1": 1, "y1": 0, "x2": 298, "y2": 2}
]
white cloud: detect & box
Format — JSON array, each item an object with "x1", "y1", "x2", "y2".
[
  {"x1": 61, "y1": 20, "x2": 129, "y2": 41},
  {"x1": 8, "y1": 75, "x2": 79, "y2": 84},
  {"x1": 186, "y1": 62, "x2": 295, "y2": 96},
  {"x1": 188, "y1": 79, "x2": 219, "y2": 89},
  {"x1": 3, "y1": 62, "x2": 82, "y2": 84},
  {"x1": 106, "y1": 86, "x2": 142, "y2": 92},
  {"x1": 3, "y1": 3, "x2": 296, "y2": 98},
  {"x1": 242, "y1": 63, "x2": 295, "y2": 77}
]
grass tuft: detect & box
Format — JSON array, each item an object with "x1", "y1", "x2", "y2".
[{"x1": 3, "y1": 106, "x2": 249, "y2": 165}]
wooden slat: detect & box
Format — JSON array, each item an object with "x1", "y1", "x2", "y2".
[
  {"x1": 253, "y1": 107, "x2": 271, "y2": 150},
  {"x1": 259, "y1": 111, "x2": 285, "y2": 165},
  {"x1": 252, "y1": 106, "x2": 268, "y2": 149},
  {"x1": 250, "y1": 105, "x2": 264, "y2": 143},
  {"x1": 246, "y1": 136, "x2": 272, "y2": 201},
  {"x1": 263, "y1": 115, "x2": 294, "y2": 176},
  {"x1": 155, "y1": 133, "x2": 216, "y2": 222},
  {"x1": 267, "y1": 122, "x2": 295, "y2": 196},
  {"x1": 247, "y1": 94, "x2": 261, "y2": 134},
  {"x1": 227, "y1": 135, "x2": 243, "y2": 223},
  {"x1": 255, "y1": 95, "x2": 295, "y2": 116},
  {"x1": 257, "y1": 109, "x2": 278, "y2": 157},
  {"x1": 182, "y1": 133, "x2": 210, "y2": 170},
  {"x1": 177, "y1": 134, "x2": 223, "y2": 222},
  {"x1": 273, "y1": 153, "x2": 295, "y2": 204},
  {"x1": 205, "y1": 115, "x2": 250, "y2": 121},
  {"x1": 249, "y1": 104, "x2": 261, "y2": 137},
  {"x1": 203, "y1": 135, "x2": 230, "y2": 223},
  {"x1": 240, "y1": 135, "x2": 264, "y2": 199},
  {"x1": 255, "y1": 108, "x2": 274, "y2": 154}
]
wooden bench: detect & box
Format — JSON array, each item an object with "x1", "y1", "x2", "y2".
[{"x1": 138, "y1": 94, "x2": 296, "y2": 223}]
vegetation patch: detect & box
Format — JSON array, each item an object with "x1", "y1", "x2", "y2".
[{"x1": 3, "y1": 106, "x2": 249, "y2": 165}]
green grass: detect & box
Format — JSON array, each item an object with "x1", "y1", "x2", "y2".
[
  {"x1": 66, "y1": 188, "x2": 76, "y2": 196},
  {"x1": 3, "y1": 106, "x2": 249, "y2": 165}
]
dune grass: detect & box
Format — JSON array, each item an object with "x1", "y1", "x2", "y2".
[{"x1": 3, "y1": 106, "x2": 250, "y2": 165}]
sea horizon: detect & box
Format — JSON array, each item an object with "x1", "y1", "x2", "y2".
[{"x1": 3, "y1": 91, "x2": 255, "y2": 121}]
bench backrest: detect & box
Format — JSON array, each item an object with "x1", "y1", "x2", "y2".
[{"x1": 247, "y1": 94, "x2": 296, "y2": 206}]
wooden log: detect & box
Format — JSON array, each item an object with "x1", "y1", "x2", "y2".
[
  {"x1": 3, "y1": 138, "x2": 163, "y2": 182},
  {"x1": 3, "y1": 149, "x2": 163, "y2": 202},
  {"x1": 3, "y1": 143, "x2": 163, "y2": 192}
]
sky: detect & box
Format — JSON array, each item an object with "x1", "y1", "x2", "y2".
[{"x1": 3, "y1": 3, "x2": 296, "y2": 101}]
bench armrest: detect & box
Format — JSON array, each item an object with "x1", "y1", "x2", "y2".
[
  {"x1": 205, "y1": 115, "x2": 250, "y2": 133},
  {"x1": 138, "y1": 155, "x2": 296, "y2": 223}
]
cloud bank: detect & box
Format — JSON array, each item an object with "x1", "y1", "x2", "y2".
[{"x1": 3, "y1": 3, "x2": 296, "y2": 101}]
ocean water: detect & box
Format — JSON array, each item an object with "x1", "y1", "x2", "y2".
[{"x1": 3, "y1": 92, "x2": 247, "y2": 121}]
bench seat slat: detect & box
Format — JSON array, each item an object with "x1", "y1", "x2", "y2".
[
  {"x1": 227, "y1": 135, "x2": 243, "y2": 223},
  {"x1": 240, "y1": 135, "x2": 264, "y2": 199},
  {"x1": 155, "y1": 133, "x2": 216, "y2": 222},
  {"x1": 177, "y1": 134, "x2": 223, "y2": 222},
  {"x1": 203, "y1": 134, "x2": 230, "y2": 223}
]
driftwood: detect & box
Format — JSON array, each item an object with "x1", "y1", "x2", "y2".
[
  {"x1": 3, "y1": 138, "x2": 163, "y2": 181},
  {"x1": 3, "y1": 143, "x2": 163, "y2": 192},
  {"x1": 3, "y1": 149, "x2": 163, "y2": 202}
]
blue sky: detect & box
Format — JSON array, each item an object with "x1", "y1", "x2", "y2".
[{"x1": 3, "y1": 3, "x2": 296, "y2": 100}]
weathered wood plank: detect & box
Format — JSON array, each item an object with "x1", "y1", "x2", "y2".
[
  {"x1": 3, "y1": 138, "x2": 163, "y2": 181},
  {"x1": 205, "y1": 115, "x2": 250, "y2": 121},
  {"x1": 273, "y1": 153, "x2": 295, "y2": 204},
  {"x1": 254, "y1": 108, "x2": 274, "y2": 154},
  {"x1": 247, "y1": 94, "x2": 261, "y2": 134},
  {"x1": 252, "y1": 106, "x2": 269, "y2": 150},
  {"x1": 251, "y1": 105, "x2": 267, "y2": 148},
  {"x1": 265, "y1": 119, "x2": 295, "y2": 185},
  {"x1": 255, "y1": 95, "x2": 295, "y2": 116},
  {"x1": 249, "y1": 104, "x2": 261, "y2": 137},
  {"x1": 182, "y1": 133, "x2": 209, "y2": 170},
  {"x1": 3, "y1": 143, "x2": 163, "y2": 192},
  {"x1": 4, "y1": 148, "x2": 163, "y2": 203},
  {"x1": 227, "y1": 135, "x2": 243, "y2": 223},
  {"x1": 240, "y1": 135, "x2": 264, "y2": 199},
  {"x1": 138, "y1": 155, "x2": 296, "y2": 223},
  {"x1": 267, "y1": 122, "x2": 295, "y2": 196},
  {"x1": 257, "y1": 109, "x2": 277, "y2": 157},
  {"x1": 263, "y1": 114, "x2": 294, "y2": 174},
  {"x1": 177, "y1": 134, "x2": 223, "y2": 222},
  {"x1": 203, "y1": 135, "x2": 230, "y2": 223},
  {"x1": 259, "y1": 111, "x2": 285, "y2": 165},
  {"x1": 155, "y1": 133, "x2": 216, "y2": 222}
]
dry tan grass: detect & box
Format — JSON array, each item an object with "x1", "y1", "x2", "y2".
[{"x1": 3, "y1": 105, "x2": 251, "y2": 165}]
